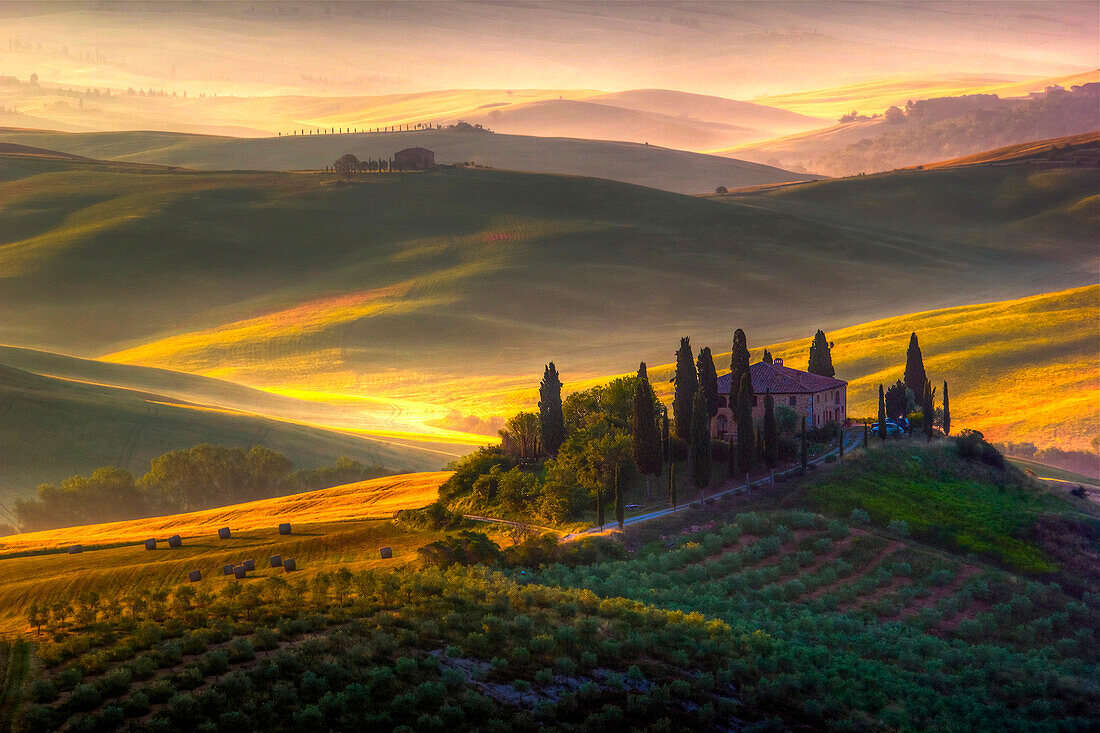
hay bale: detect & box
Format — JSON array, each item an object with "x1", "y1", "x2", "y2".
[
  {"x1": 144, "y1": 539, "x2": 157, "y2": 551},
  {"x1": 283, "y1": 558, "x2": 296, "y2": 572},
  {"x1": 379, "y1": 546, "x2": 393, "y2": 559},
  {"x1": 68, "y1": 545, "x2": 83, "y2": 554},
  {"x1": 188, "y1": 570, "x2": 202, "y2": 582},
  {"x1": 278, "y1": 523, "x2": 292, "y2": 535},
  {"x1": 233, "y1": 566, "x2": 247, "y2": 579},
  {"x1": 222, "y1": 564, "x2": 234, "y2": 575},
  {"x1": 242, "y1": 559, "x2": 255, "y2": 571},
  {"x1": 218, "y1": 527, "x2": 231, "y2": 540},
  {"x1": 269, "y1": 555, "x2": 282, "y2": 567},
  {"x1": 168, "y1": 535, "x2": 182, "y2": 548}
]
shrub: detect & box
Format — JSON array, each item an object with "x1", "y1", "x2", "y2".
[
  {"x1": 228, "y1": 638, "x2": 255, "y2": 663},
  {"x1": 69, "y1": 683, "x2": 102, "y2": 711},
  {"x1": 100, "y1": 667, "x2": 132, "y2": 697},
  {"x1": 827, "y1": 520, "x2": 849, "y2": 540},
  {"x1": 850, "y1": 508, "x2": 870, "y2": 525},
  {"x1": 28, "y1": 679, "x2": 58, "y2": 704},
  {"x1": 417, "y1": 531, "x2": 501, "y2": 568},
  {"x1": 887, "y1": 520, "x2": 910, "y2": 537}
]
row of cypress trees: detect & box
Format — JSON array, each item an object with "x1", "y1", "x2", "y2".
[{"x1": 875, "y1": 332, "x2": 951, "y2": 441}]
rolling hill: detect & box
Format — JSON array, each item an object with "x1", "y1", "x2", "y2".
[
  {"x1": 0, "y1": 127, "x2": 820, "y2": 195},
  {"x1": 725, "y1": 81, "x2": 1099, "y2": 175},
  {"x1": 0, "y1": 142, "x2": 1094, "y2": 461},
  {"x1": 0, "y1": 357, "x2": 460, "y2": 505},
  {"x1": 450, "y1": 90, "x2": 827, "y2": 151}
]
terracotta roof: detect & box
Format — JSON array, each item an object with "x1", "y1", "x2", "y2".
[{"x1": 717, "y1": 361, "x2": 846, "y2": 395}]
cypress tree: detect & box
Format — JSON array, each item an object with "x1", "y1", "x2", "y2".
[
  {"x1": 729, "y1": 329, "x2": 751, "y2": 412},
  {"x1": 735, "y1": 373, "x2": 755, "y2": 482},
  {"x1": 538, "y1": 363, "x2": 565, "y2": 456},
  {"x1": 863, "y1": 423, "x2": 869, "y2": 449},
  {"x1": 942, "y1": 381, "x2": 951, "y2": 436},
  {"x1": 807, "y1": 330, "x2": 835, "y2": 377},
  {"x1": 839, "y1": 421, "x2": 845, "y2": 458},
  {"x1": 696, "y1": 347, "x2": 720, "y2": 418},
  {"x1": 661, "y1": 406, "x2": 670, "y2": 466},
  {"x1": 922, "y1": 379, "x2": 935, "y2": 441},
  {"x1": 763, "y1": 390, "x2": 778, "y2": 481},
  {"x1": 673, "y1": 337, "x2": 698, "y2": 441},
  {"x1": 800, "y1": 416, "x2": 808, "y2": 470},
  {"x1": 632, "y1": 363, "x2": 663, "y2": 500},
  {"x1": 877, "y1": 384, "x2": 887, "y2": 441},
  {"x1": 614, "y1": 464, "x2": 625, "y2": 529},
  {"x1": 762, "y1": 349, "x2": 773, "y2": 364},
  {"x1": 690, "y1": 388, "x2": 711, "y2": 502},
  {"x1": 904, "y1": 332, "x2": 928, "y2": 398}
]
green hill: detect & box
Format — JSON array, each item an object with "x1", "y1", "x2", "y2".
[
  {"x1": 0, "y1": 358, "x2": 455, "y2": 505},
  {"x1": 4, "y1": 441, "x2": 1097, "y2": 731},
  {"x1": 0, "y1": 127, "x2": 821, "y2": 195},
  {"x1": 0, "y1": 148, "x2": 1095, "y2": 454}
]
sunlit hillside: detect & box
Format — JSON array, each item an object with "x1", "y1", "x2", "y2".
[
  {"x1": 0, "y1": 143, "x2": 1094, "y2": 459},
  {"x1": 0, "y1": 127, "x2": 818, "y2": 195},
  {"x1": 561, "y1": 287, "x2": 1097, "y2": 453},
  {"x1": 0, "y1": 472, "x2": 448, "y2": 552},
  {"x1": 0, "y1": 359, "x2": 460, "y2": 505},
  {"x1": 0, "y1": 473, "x2": 456, "y2": 635}
]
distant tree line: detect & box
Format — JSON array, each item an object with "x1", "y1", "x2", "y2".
[
  {"x1": 816, "y1": 84, "x2": 1098, "y2": 175},
  {"x1": 13, "y1": 446, "x2": 390, "y2": 532}
]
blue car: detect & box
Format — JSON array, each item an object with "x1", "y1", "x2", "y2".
[{"x1": 870, "y1": 420, "x2": 903, "y2": 437}]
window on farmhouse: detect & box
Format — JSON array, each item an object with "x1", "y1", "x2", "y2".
[{"x1": 789, "y1": 396, "x2": 796, "y2": 406}]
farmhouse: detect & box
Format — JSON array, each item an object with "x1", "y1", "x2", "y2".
[
  {"x1": 393, "y1": 147, "x2": 435, "y2": 170},
  {"x1": 712, "y1": 360, "x2": 847, "y2": 439}
]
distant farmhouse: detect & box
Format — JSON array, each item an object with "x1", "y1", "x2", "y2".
[
  {"x1": 712, "y1": 360, "x2": 847, "y2": 439},
  {"x1": 393, "y1": 147, "x2": 435, "y2": 170}
]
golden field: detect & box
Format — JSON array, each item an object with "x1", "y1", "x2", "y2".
[
  {"x1": 0, "y1": 473, "x2": 455, "y2": 634},
  {"x1": 0, "y1": 472, "x2": 449, "y2": 553}
]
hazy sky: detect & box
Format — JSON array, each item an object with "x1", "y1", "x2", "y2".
[{"x1": 0, "y1": 1, "x2": 1096, "y2": 98}]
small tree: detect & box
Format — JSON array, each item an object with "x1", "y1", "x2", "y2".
[
  {"x1": 762, "y1": 349, "x2": 773, "y2": 364},
  {"x1": 877, "y1": 384, "x2": 887, "y2": 441},
  {"x1": 904, "y1": 332, "x2": 928, "y2": 398},
  {"x1": 539, "y1": 363, "x2": 566, "y2": 456},
  {"x1": 632, "y1": 363, "x2": 663, "y2": 500},
  {"x1": 673, "y1": 337, "x2": 698, "y2": 441},
  {"x1": 863, "y1": 423, "x2": 869, "y2": 449},
  {"x1": 729, "y1": 329, "x2": 751, "y2": 412},
  {"x1": 922, "y1": 379, "x2": 935, "y2": 441},
  {"x1": 696, "y1": 347, "x2": 720, "y2": 419},
  {"x1": 690, "y1": 388, "x2": 711, "y2": 502},
  {"x1": 735, "y1": 373, "x2": 755, "y2": 486},
  {"x1": 763, "y1": 391, "x2": 778, "y2": 482},
  {"x1": 807, "y1": 330, "x2": 835, "y2": 377},
  {"x1": 333, "y1": 153, "x2": 361, "y2": 178},
  {"x1": 715, "y1": 185, "x2": 728, "y2": 194},
  {"x1": 942, "y1": 381, "x2": 951, "y2": 436},
  {"x1": 500, "y1": 412, "x2": 541, "y2": 461}
]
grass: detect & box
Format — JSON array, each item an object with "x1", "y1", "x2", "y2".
[
  {"x1": 0, "y1": 150, "x2": 1093, "y2": 470},
  {"x1": 0, "y1": 361, "x2": 453, "y2": 505},
  {"x1": 0, "y1": 127, "x2": 818, "y2": 196},
  {"x1": 0, "y1": 473, "x2": 452, "y2": 634},
  {"x1": 1007, "y1": 456, "x2": 1100, "y2": 488},
  {"x1": 805, "y1": 442, "x2": 1075, "y2": 574}
]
